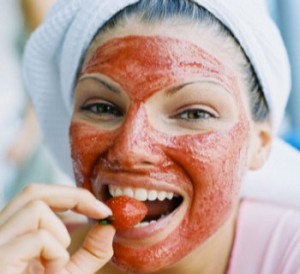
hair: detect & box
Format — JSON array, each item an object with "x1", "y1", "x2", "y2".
[{"x1": 88, "y1": 0, "x2": 269, "y2": 122}]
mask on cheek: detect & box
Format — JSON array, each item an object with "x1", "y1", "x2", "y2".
[{"x1": 69, "y1": 110, "x2": 250, "y2": 272}]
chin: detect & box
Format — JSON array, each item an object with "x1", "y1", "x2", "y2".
[{"x1": 108, "y1": 203, "x2": 232, "y2": 274}]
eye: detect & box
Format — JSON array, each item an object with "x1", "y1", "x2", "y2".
[
  {"x1": 80, "y1": 101, "x2": 123, "y2": 119},
  {"x1": 175, "y1": 108, "x2": 217, "y2": 121}
]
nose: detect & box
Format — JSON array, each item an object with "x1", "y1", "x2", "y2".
[{"x1": 106, "y1": 106, "x2": 164, "y2": 170}]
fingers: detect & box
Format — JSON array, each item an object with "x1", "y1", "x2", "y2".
[
  {"x1": 0, "y1": 184, "x2": 112, "y2": 226},
  {"x1": 0, "y1": 200, "x2": 70, "y2": 247},
  {"x1": 0, "y1": 229, "x2": 69, "y2": 274},
  {"x1": 62, "y1": 225, "x2": 116, "y2": 274},
  {"x1": 0, "y1": 184, "x2": 115, "y2": 274}
]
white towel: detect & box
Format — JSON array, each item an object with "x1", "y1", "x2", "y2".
[{"x1": 23, "y1": 0, "x2": 291, "y2": 178}]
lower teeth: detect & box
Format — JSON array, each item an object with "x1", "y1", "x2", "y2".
[
  {"x1": 134, "y1": 214, "x2": 167, "y2": 228},
  {"x1": 135, "y1": 220, "x2": 156, "y2": 228}
]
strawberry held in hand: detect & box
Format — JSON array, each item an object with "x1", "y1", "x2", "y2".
[{"x1": 100, "y1": 196, "x2": 148, "y2": 230}]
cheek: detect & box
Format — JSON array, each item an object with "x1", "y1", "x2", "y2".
[
  {"x1": 69, "y1": 122, "x2": 114, "y2": 190},
  {"x1": 167, "y1": 121, "x2": 250, "y2": 233}
]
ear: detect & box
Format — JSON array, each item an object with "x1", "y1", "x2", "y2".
[{"x1": 247, "y1": 121, "x2": 273, "y2": 171}]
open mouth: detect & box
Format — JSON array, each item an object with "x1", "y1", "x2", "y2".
[{"x1": 105, "y1": 185, "x2": 183, "y2": 227}]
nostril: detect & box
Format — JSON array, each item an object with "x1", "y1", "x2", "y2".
[
  {"x1": 143, "y1": 161, "x2": 155, "y2": 166},
  {"x1": 106, "y1": 143, "x2": 163, "y2": 168}
]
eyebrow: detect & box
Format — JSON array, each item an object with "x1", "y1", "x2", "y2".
[
  {"x1": 165, "y1": 82, "x2": 198, "y2": 95},
  {"x1": 165, "y1": 80, "x2": 232, "y2": 96},
  {"x1": 78, "y1": 75, "x2": 121, "y2": 94}
]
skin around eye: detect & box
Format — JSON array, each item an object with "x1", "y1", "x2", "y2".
[
  {"x1": 80, "y1": 101, "x2": 123, "y2": 121},
  {"x1": 165, "y1": 106, "x2": 221, "y2": 132},
  {"x1": 174, "y1": 108, "x2": 218, "y2": 121}
]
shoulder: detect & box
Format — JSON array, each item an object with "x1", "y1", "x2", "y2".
[{"x1": 228, "y1": 199, "x2": 300, "y2": 274}]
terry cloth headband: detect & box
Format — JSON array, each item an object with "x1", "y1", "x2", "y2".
[{"x1": 23, "y1": 0, "x2": 291, "y2": 177}]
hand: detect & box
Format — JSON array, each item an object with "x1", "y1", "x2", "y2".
[{"x1": 0, "y1": 184, "x2": 115, "y2": 274}]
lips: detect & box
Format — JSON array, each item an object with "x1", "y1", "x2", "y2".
[{"x1": 91, "y1": 170, "x2": 188, "y2": 240}]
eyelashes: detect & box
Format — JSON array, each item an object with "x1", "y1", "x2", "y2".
[
  {"x1": 174, "y1": 108, "x2": 217, "y2": 121},
  {"x1": 80, "y1": 102, "x2": 123, "y2": 119},
  {"x1": 80, "y1": 101, "x2": 218, "y2": 126}
]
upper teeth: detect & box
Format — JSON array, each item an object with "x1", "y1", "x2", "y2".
[{"x1": 108, "y1": 185, "x2": 176, "y2": 202}]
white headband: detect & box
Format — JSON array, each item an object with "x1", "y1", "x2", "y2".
[{"x1": 23, "y1": 0, "x2": 291, "y2": 177}]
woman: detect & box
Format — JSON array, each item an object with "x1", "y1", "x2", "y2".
[{"x1": 0, "y1": 0, "x2": 299, "y2": 273}]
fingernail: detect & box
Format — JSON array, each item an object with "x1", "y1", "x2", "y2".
[{"x1": 95, "y1": 200, "x2": 112, "y2": 216}]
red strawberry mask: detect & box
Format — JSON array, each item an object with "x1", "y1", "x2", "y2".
[{"x1": 70, "y1": 35, "x2": 251, "y2": 273}]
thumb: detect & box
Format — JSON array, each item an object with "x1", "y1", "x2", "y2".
[{"x1": 63, "y1": 225, "x2": 115, "y2": 274}]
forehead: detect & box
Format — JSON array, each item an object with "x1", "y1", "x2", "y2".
[
  {"x1": 81, "y1": 35, "x2": 238, "y2": 100},
  {"x1": 83, "y1": 18, "x2": 243, "y2": 74},
  {"x1": 79, "y1": 19, "x2": 249, "y2": 106}
]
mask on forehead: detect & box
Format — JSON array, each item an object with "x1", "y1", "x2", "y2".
[
  {"x1": 70, "y1": 35, "x2": 251, "y2": 272},
  {"x1": 80, "y1": 36, "x2": 234, "y2": 100}
]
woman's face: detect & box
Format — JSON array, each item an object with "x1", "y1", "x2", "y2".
[{"x1": 70, "y1": 21, "x2": 256, "y2": 273}]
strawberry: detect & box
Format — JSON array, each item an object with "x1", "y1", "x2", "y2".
[{"x1": 100, "y1": 196, "x2": 148, "y2": 230}]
